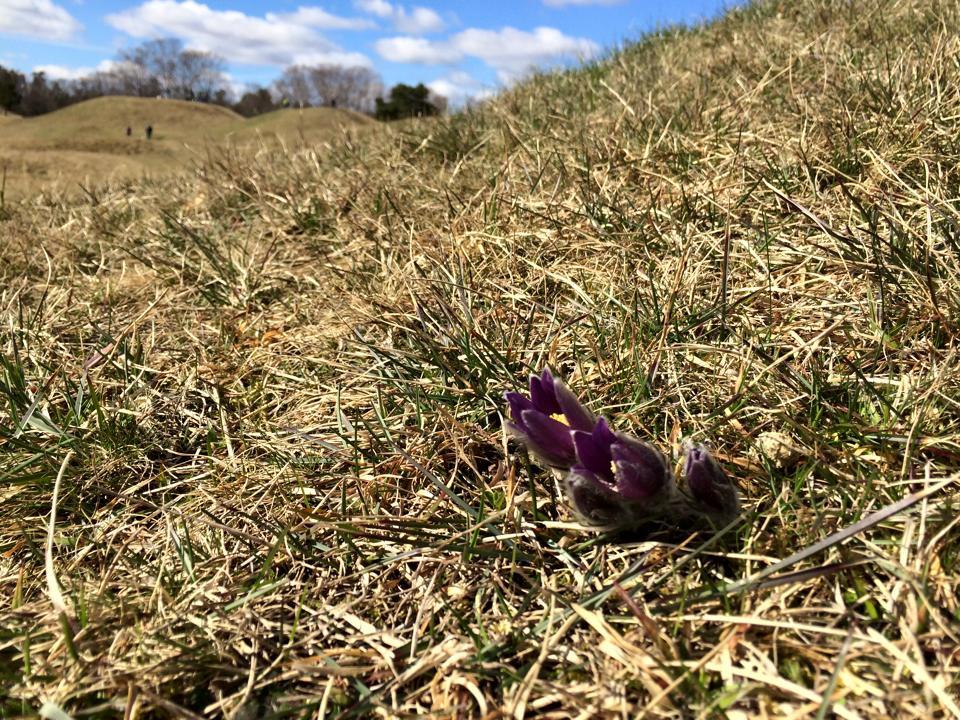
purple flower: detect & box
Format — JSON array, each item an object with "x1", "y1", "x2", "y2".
[
  {"x1": 571, "y1": 418, "x2": 670, "y2": 501},
  {"x1": 504, "y1": 368, "x2": 595, "y2": 469},
  {"x1": 683, "y1": 442, "x2": 740, "y2": 522},
  {"x1": 504, "y1": 368, "x2": 740, "y2": 530},
  {"x1": 564, "y1": 418, "x2": 674, "y2": 525},
  {"x1": 563, "y1": 470, "x2": 630, "y2": 526}
]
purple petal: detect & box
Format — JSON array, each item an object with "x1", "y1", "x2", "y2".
[
  {"x1": 521, "y1": 409, "x2": 576, "y2": 467},
  {"x1": 529, "y1": 371, "x2": 561, "y2": 415},
  {"x1": 607, "y1": 434, "x2": 669, "y2": 501},
  {"x1": 686, "y1": 454, "x2": 723, "y2": 510},
  {"x1": 593, "y1": 417, "x2": 617, "y2": 447},
  {"x1": 684, "y1": 443, "x2": 739, "y2": 518},
  {"x1": 504, "y1": 392, "x2": 534, "y2": 430},
  {"x1": 564, "y1": 469, "x2": 628, "y2": 525},
  {"x1": 611, "y1": 434, "x2": 667, "y2": 472},
  {"x1": 613, "y1": 459, "x2": 666, "y2": 501},
  {"x1": 573, "y1": 422, "x2": 615, "y2": 483},
  {"x1": 683, "y1": 444, "x2": 707, "y2": 475},
  {"x1": 539, "y1": 367, "x2": 556, "y2": 394},
  {"x1": 552, "y1": 376, "x2": 595, "y2": 432}
]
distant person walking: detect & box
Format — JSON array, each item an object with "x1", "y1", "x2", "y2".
[
  {"x1": 145, "y1": 125, "x2": 153, "y2": 140},
  {"x1": 126, "y1": 126, "x2": 132, "y2": 137}
]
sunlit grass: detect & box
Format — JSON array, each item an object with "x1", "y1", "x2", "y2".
[
  {"x1": 2, "y1": 0, "x2": 959, "y2": 716},
  {"x1": 0, "y1": 96, "x2": 372, "y2": 201}
]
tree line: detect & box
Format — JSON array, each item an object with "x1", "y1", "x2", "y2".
[{"x1": 0, "y1": 38, "x2": 446, "y2": 121}]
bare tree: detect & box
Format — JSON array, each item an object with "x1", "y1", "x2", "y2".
[
  {"x1": 274, "y1": 64, "x2": 383, "y2": 114},
  {"x1": 308, "y1": 65, "x2": 383, "y2": 113},
  {"x1": 118, "y1": 38, "x2": 226, "y2": 100},
  {"x1": 174, "y1": 49, "x2": 226, "y2": 101},
  {"x1": 273, "y1": 66, "x2": 313, "y2": 108},
  {"x1": 88, "y1": 60, "x2": 161, "y2": 97},
  {"x1": 119, "y1": 39, "x2": 178, "y2": 93}
]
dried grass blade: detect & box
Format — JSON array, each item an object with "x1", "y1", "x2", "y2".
[
  {"x1": 728, "y1": 473, "x2": 958, "y2": 594},
  {"x1": 45, "y1": 450, "x2": 74, "y2": 616}
]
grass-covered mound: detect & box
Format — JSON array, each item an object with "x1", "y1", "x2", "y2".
[
  {"x1": 0, "y1": 96, "x2": 371, "y2": 199},
  {"x1": 1, "y1": 0, "x2": 958, "y2": 716},
  {"x1": 1, "y1": 95, "x2": 243, "y2": 147}
]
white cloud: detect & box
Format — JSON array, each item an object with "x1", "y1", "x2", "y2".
[
  {"x1": 375, "y1": 36, "x2": 460, "y2": 64},
  {"x1": 395, "y1": 7, "x2": 444, "y2": 34},
  {"x1": 376, "y1": 26, "x2": 598, "y2": 82},
  {"x1": 0, "y1": 0, "x2": 82, "y2": 41},
  {"x1": 34, "y1": 60, "x2": 118, "y2": 80},
  {"x1": 458, "y1": 27, "x2": 598, "y2": 80},
  {"x1": 272, "y1": 6, "x2": 375, "y2": 31},
  {"x1": 33, "y1": 65, "x2": 89, "y2": 80},
  {"x1": 106, "y1": 1, "x2": 373, "y2": 68},
  {"x1": 355, "y1": 0, "x2": 392, "y2": 18},
  {"x1": 543, "y1": 0, "x2": 624, "y2": 6},
  {"x1": 355, "y1": 0, "x2": 444, "y2": 34},
  {"x1": 428, "y1": 71, "x2": 495, "y2": 106}
]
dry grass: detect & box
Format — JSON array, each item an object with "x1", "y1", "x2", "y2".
[
  {"x1": 2, "y1": 0, "x2": 960, "y2": 717},
  {"x1": 0, "y1": 97, "x2": 372, "y2": 200}
]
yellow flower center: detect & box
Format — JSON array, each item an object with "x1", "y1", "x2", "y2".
[{"x1": 550, "y1": 413, "x2": 568, "y2": 426}]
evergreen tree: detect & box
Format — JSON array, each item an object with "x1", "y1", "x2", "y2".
[
  {"x1": 0, "y1": 65, "x2": 24, "y2": 115},
  {"x1": 375, "y1": 83, "x2": 440, "y2": 121}
]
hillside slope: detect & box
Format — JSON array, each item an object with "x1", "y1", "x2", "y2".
[
  {"x1": 0, "y1": 96, "x2": 373, "y2": 197},
  {"x1": 1, "y1": 0, "x2": 958, "y2": 717},
  {"x1": 0, "y1": 96, "x2": 373, "y2": 149},
  {"x1": 0, "y1": 96, "x2": 242, "y2": 149}
]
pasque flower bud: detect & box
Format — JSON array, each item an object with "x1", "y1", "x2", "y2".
[{"x1": 504, "y1": 368, "x2": 740, "y2": 531}]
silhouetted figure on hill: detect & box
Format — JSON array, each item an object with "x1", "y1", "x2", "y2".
[
  {"x1": 145, "y1": 125, "x2": 153, "y2": 140},
  {"x1": 126, "y1": 126, "x2": 132, "y2": 137}
]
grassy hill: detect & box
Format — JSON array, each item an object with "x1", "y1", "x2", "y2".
[
  {"x1": 240, "y1": 105, "x2": 374, "y2": 138},
  {"x1": 2, "y1": 0, "x2": 959, "y2": 717},
  {"x1": 0, "y1": 95, "x2": 242, "y2": 148},
  {"x1": 0, "y1": 96, "x2": 372, "y2": 198}
]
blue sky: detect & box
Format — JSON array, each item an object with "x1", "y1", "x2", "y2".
[{"x1": 0, "y1": 0, "x2": 739, "y2": 103}]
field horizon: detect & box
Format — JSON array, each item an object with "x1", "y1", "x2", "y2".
[
  {"x1": 0, "y1": 96, "x2": 373, "y2": 200},
  {"x1": 2, "y1": 0, "x2": 959, "y2": 717}
]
